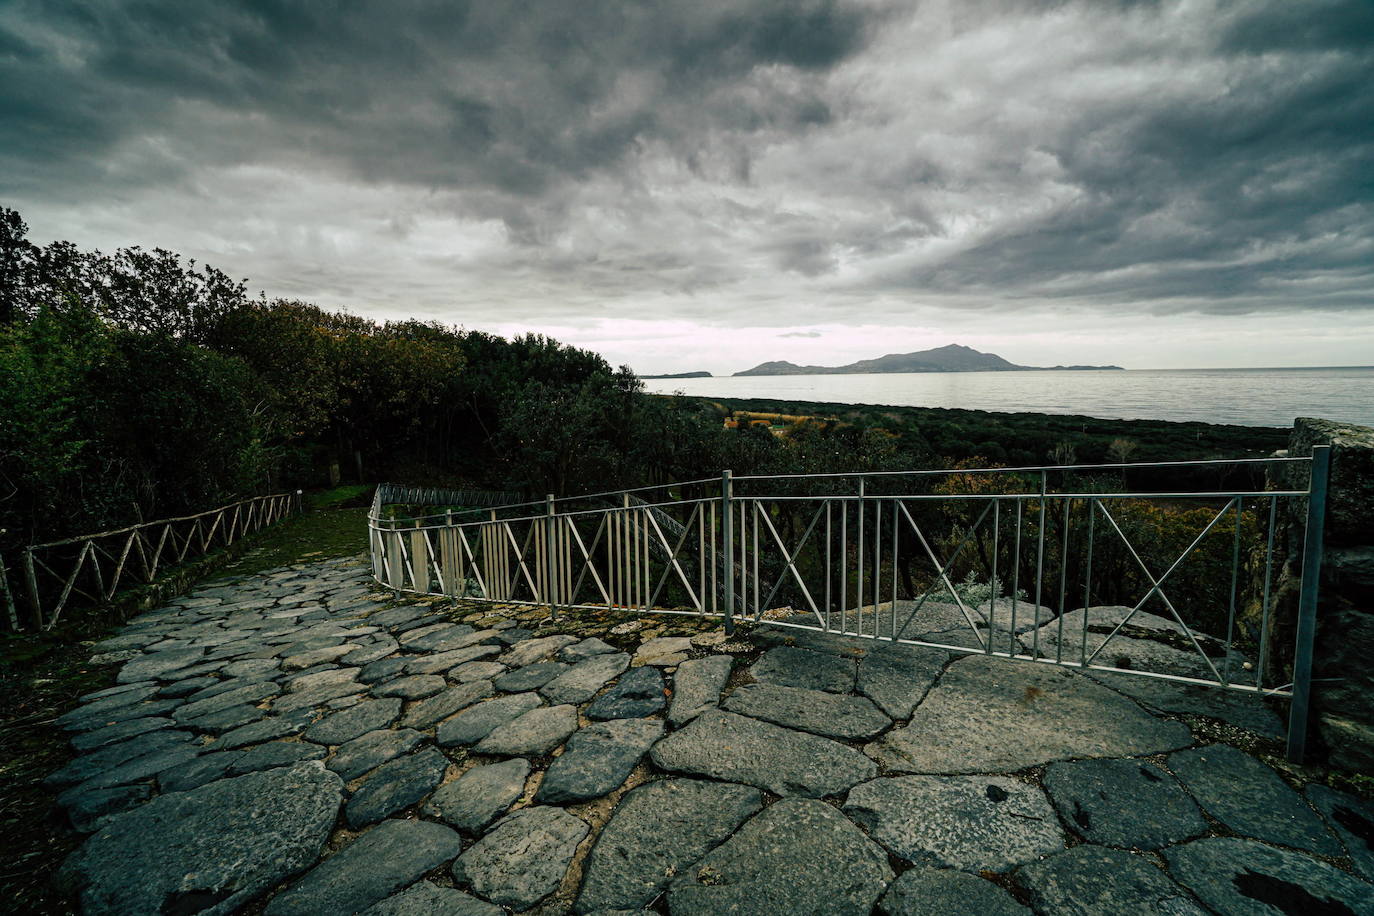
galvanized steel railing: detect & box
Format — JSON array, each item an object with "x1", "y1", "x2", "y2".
[
  {"x1": 1, "y1": 491, "x2": 301, "y2": 632},
  {"x1": 369, "y1": 450, "x2": 1330, "y2": 762}
]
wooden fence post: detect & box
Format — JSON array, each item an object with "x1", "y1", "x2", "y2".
[
  {"x1": 0, "y1": 553, "x2": 19, "y2": 631},
  {"x1": 22, "y1": 549, "x2": 43, "y2": 630}
]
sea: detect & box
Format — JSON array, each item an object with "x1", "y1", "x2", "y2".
[{"x1": 641, "y1": 366, "x2": 1374, "y2": 429}]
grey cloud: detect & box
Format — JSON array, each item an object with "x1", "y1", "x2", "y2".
[{"x1": 1, "y1": 0, "x2": 1370, "y2": 330}]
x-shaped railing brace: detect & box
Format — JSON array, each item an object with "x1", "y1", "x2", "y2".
[{"x1": 1085, "y1": 497, "x2": 1237, "y2": 684}]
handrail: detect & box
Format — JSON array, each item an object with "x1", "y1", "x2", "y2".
[
  {"x1": 7, "y1": 491, "x2": 301, "y2": 632},
  {"x1": 368, "y1": 449, "x2": 1328, "y2": 763}
]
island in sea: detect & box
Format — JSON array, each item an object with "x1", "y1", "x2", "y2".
[
  {"x1": 734, "y1": 343, "x2": 1123, "y2": 376},
  {"x1": 640, "y1": 370, "x2": 713, "y2": 379}
]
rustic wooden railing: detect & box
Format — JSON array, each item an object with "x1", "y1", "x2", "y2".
[{"x1": 0, "y1": 492, "x2": 301, "y2": 632}]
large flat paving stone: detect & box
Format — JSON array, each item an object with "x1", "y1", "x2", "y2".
[
  {"x1": 536, "y1": 718, "x2": 664, "y2": 804},
  {"x1": 404, "y1": 644, "x2": 500, "y2": 675},
  {"x1": 328, "y1": 728, "x2": 426, "y2": 780},
  {"x1": 71, "y1": 716, "x2": 175, "y2": 752},
  {"x1": 576, "y1": 778, "x2": 763, "y2": 913},
  {"x1": 425, "y1": 758, "x2": 530, "y2": 833},
  {"x1": 158, "y1": 750, "x2": 243, "y2": 793},
  {"x1": 1307, "y1": 784, "x2": 1374, "y2": 880},
  {"x1": 865, "y1": 656, "x2": 1192, "y2": 773},
  {"x1": 539, "y1": 652, "x2": 631, "y2": 704},
  {"x1": 305, "y1": 698, "x2": 402, "y2": 746},
  {"x1": 59, "y1": 743, "x2": 202, "y2": 799},
  {"x1": 667, "y1": 655, "x2": 733, "y2": 725},
  {"x1": 1090, "y1": 671, "x2": 1285, "y2": 739},
  {"x1": 586, "y1": 664, "x2": 665, "y2": 720},
  {"x1": 651, "y1": 709, "x2": 876, "y2": 797},
  {"x1": 844, "y1": 774, "x2": 1064, "y2": 872},
  {"x1": 504, "y1": 634, "x2": 580, "y2": 668},
  {"x1": 1042, "y1": 757, "x2": 1206, "y2": 849},
  {"x1": 437, "y1": 693, "x2": 542, "y2": 747},
  {"x1": 46, "y1": 729, "x2": 196, "y2": 788},
  {"x1": 473, "y1": 704, "x2": 578, "y2": 756},
  {"x1": 877, "y1": 865, "x2": 1030, "y2": 916},
  {"x1": 59, "y1": 761, "x2": 342, "y2": 916},
  {"x1": 360, "y1": 881, "x2": 501, "y2": 916},
  {"x1": 372, "y1": 674, "x2": 446, "y2": 700},
  {"x1": 117, "y1": 647, "x2": 206, "y2": 684},
  {"x1": 667, "y1": 797, "x2": 891, "y2": 916},
  {"x1": 1165, "y1": 837, "x2": 1374, "y2": 916},
  {"x1": 749, "y1": 646, "x2": 856, "y2": 693},
  {"x1": 561, "y1": 636, "x2": 617, "y2": 662},
  {"x1": 57, "y1": 685, "x2": 161, "y2": 727},
  {"x1": 345, "y1": 747, "x2": 449, "y2": 827},
  {"x1": 1168, "y1": 744, "x2": 1341, "y2": 855},
  {"x1": 857, "y1": 644, "x2": 951, "y2": 719},
  {"x1": 401, "y1": 681, "x2": 493, "y2": 729},
  {"x1": 493, "y1": 661, "x2": 568, "y2": 693},
  {"x1": 724, "y1": 683, "x2": 891, "y2": 739},
  {"x1": 266, "y1": 818, "x2": 463, "y2": 916},
  {"x1": 64, "y1": 784, "x2": 153, "y2": 833},
  {"x1": 1016, "y1": 845, "x2": 1207, "y2": 916},
  {"x1": 633, "y1": 636, "x2": 693, "y2": 666},
  {"x1": 452, "y1": 806, "x2": 589, "y2": 910},
  {"x1": 273, "y1": 679, "x2": 366, "y2": 713}
]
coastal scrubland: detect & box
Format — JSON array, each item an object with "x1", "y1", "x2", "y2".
[{"x1": 2, "y1": 204, "x2": 1285, "y2": 559}]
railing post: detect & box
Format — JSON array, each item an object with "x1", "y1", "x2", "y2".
[
  {"x1": 22, "y1": 548, "x2": 43, "y2": 630},
  {"x1": 545, "y1": 494, "x2": 557, "y2": 613},
  {"x1": 1287, "y1": 444, "x2": 1330, "y2": 764},
  {"x1": 0, "y1": 552, "x2": 19, "y2": 632},
  {"x1": 722, "y1": 469, "x2": 734, "y2": 635}
]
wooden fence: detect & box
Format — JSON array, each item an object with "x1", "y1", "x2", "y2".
[{"x1": 0, "y1": 492, "x2": 301, "y2": 632}]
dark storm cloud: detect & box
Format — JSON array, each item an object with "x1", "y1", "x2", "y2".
[
  {"x1": 1, "y1": 0, "x2": 1371, "y2": 326},
  {"x1": 0, "y1": 1, "x2": 866, "y2": 199}
]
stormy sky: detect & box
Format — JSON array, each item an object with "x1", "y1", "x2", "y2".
[{"x1": 3, "y1": 0, "x2": 1372, "y2": 372}]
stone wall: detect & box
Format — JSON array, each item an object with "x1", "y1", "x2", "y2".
[{"x1": 1276, "y1": 417, "x2": 1374, "y2": 771}]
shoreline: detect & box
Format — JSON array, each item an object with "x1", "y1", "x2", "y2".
[{"x1": 653, "y1": 392, "x2": 1290, "y2": 466}]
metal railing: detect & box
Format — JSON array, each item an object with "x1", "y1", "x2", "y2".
[
  {"x1": 369, "y1": 450, "x2": 1329, "y2": 762},
  {"x1": 2, "y1": 492, "x2": 301, "y2": 632}
]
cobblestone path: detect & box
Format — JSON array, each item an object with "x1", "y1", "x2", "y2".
[{"x1": 46, "y1": 556, "x2": 1374, "y2": 915}]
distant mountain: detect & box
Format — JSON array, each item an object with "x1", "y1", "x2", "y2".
[
  {"x1": 734, "y1": 344, "x2": 1122, "y2": 376},
  {"x1": 640, "y1": 370, "x2": 713, "y2": 379}
]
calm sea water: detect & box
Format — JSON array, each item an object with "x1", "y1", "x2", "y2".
[{"x1": 642, "y1": 367, "x2": 1374, "y2": 428}]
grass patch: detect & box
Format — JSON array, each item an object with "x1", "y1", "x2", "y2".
[
  {"x1": 306, "y1": 484, "x2": 376, "y2": 511},
  {"x1": 0, "y1": 506, "x2": 371, "y2": 914}
]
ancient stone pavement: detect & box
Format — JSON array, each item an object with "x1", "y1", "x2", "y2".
[{"x1": 47, "y1": 556, "x2": 1374, "y2": 915}]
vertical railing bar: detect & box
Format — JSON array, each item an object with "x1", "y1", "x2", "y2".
[
  {"x1": 1222, "y1": 496, "x2": 1243, "y2": 685},
  {"x1": 857, "y1": 478, "x2": 866, "y2": 636},
  {"x1": 891, "y1": 498, "x2": 900, "y2": 642},
  {"x1": 1056, "y1": 497, "x2": 1071, "y2": 664},
  {"x1": 698, "y1": 499, "x2": 706, "y2": 614},
  {"x1": 722, "y1": 470, "x2": 734, "y2": 634},
  {"x1": 710, "y1": 500, "x2": 717, "y2": 614},
  {"x1": 743, "y1": 501, "x2": 750, "y2": 616},
  {"x1": 987, "y1": 498, "x2": 999, "y2": 654},
  {"x1": 872, "y1": 493, "x2": 881, "y2": 636},
  {"x1": 1033, "y1": 471, "x2": 1047, "y2": 659},
  {"x1": 840, "y1": 497, "x2": 848, "y2": 635},
  {"x1": 1010, "y1": 498, "x2": 1022, "y2": 655},
  {"x1": 1257, "y1": 495, "x2": 1278, "y2": 690},
  {"x1": 825, "y1": 501, "x2": 832, "y2": 632},
  {"x1": 752, "y1": 501, "x2": 760, "y2": 620},
  {"x1": 1287, "y1": 445, "x2": 1329, "y2": 764},
  {"x1": 1081, "y1": 499, "x2": 1096, "y2": 666}
]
